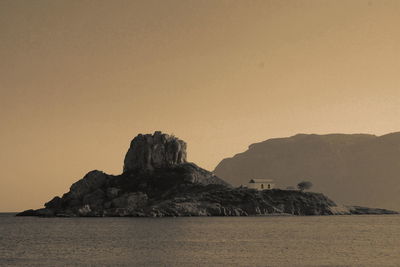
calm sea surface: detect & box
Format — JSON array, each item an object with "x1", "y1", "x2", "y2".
[{"x1": 1, "y1": 213, "x2": 400, "y2": 266}]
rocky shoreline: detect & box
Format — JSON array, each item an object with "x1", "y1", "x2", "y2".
[{"x1": 17, "y1": 132, "x2": 398, "y2": 217}]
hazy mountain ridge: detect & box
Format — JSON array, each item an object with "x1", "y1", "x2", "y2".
[{"x1": 214, "y1": 132, "x2": 400, "y2": 210}]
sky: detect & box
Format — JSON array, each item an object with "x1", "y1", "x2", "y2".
[{"x1": 1, "y1": 0, "x2": 400, "y2": 211}]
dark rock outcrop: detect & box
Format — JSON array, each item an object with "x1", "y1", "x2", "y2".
[
  {"x1": 123, "y1": 131, "x2": 187, "y2": 173},
  {"x1": 17, "y1": 131, "x2": 397, "y2": 217},
  {"x1": 17, "y1": 208, "x2": 55, "y2": 217},
  {"x1": 347, "y1": 206, "x2": 398, "y2": 215},
  {"x1": 69, "y1": 170, "x2": 108, "y2": 200}
]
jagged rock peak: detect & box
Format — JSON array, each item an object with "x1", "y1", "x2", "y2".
[{"x1": 123, "y1": 131, "x2": 187, "y2": 173}]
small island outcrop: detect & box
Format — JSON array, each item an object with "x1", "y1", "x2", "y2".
[
  {"x1": 123, "y1": 131, "x2": 187, "y2": 173},
  {"x1": 17, "y1": 132, "x2": 397, "y2": 217}
]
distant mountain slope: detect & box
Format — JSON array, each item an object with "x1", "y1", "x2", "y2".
[{"x1": 214, "y1": 133, "x2": 400, "y2": 210}]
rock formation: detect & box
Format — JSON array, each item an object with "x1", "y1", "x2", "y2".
[
  {"x1": 17, "y1": 131, "x2": 397, "y2": 217},
  {"x1": 123, "y1": 131, "x2": 187, "y2": 173}
]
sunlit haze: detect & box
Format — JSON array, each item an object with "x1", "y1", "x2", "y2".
[{"x1": 1, "y1": 0, "x2": 400, "y2": 211}]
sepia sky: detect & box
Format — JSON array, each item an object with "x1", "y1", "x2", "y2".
[{"x1": 2, "y1": 0, "x2": 400, "y2": 211}]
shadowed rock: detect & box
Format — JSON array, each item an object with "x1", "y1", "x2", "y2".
[
  {"x1": 123, "y1": 131, "x2": 187, "y2": 173},
  {"x1": 69, "y1": 170, "x2": 108, "y2": 200}
]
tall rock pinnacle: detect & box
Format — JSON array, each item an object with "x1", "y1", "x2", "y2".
[{"x1": 123, "y1": 131, "x2": 187, "y2": 173}]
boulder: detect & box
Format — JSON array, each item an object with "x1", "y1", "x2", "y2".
[
  {"x1": 69, "y1": 170, "x2": 108, "y2": 200},
  {"x1": 123, "y1": 131, "x2": 187, "y2": 173}
]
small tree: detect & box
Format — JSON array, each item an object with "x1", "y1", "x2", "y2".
[{"x1": 297, "y1": 181, "x2": 313, "y2": 192}]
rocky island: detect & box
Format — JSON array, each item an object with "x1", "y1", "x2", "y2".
[{"x1": 17, "y1": 132, "x2": 397, "y2": 217}]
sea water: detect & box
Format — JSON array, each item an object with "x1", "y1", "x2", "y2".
[{"x1": 1, "y1": 213, "x2": 400, "y2": 266}]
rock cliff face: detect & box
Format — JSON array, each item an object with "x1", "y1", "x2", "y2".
[
  {"x1": 123, "y1": 131, "x2": 187, "y2": 173},
  {"x1": 17, "y1": 132, "x2": 397, "y2": 217}
]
